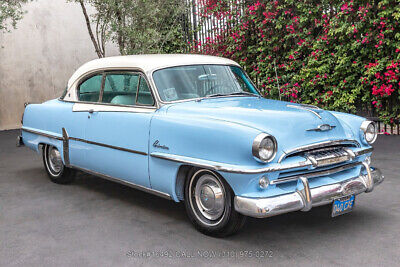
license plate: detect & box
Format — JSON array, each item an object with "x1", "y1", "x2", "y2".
[{"x1": 331, "y1": 195, "x2": 355, "y2": 217}]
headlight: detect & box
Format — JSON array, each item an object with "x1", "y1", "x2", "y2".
[
  {"x1": 360, "y1": 120, "x2": 377, "y2": 144},
  {"x1": 252, "y1": 133, "x2": 277, "y2": 162}
]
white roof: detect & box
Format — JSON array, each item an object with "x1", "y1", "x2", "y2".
[{"x1": 67, "y1": 54, "x2": 239, "y2": 87}]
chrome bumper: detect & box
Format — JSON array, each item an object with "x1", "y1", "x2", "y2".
[{"x1": 234, "y1": 163, "x2": 384, "y2": 218}]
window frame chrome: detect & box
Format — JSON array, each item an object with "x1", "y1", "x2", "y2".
[{"x1": 60, "y1": 68, "x2": 159, "y2": 109}]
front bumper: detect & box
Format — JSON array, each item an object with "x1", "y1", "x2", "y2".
[{"x1": 234, "y1": 162, "x2": 384, "y2": 218}]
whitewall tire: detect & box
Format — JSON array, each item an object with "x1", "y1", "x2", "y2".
[
  {"x1": 43, "y1": 144, "x2": 75, "y2": 184},
  {"x1": 184, "y1": 168, "x2": 246, "y2": 237}
]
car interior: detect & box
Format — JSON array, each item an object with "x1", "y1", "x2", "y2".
[{"x1": 78, "y1": 73, "x2": 154, "y2": 106}]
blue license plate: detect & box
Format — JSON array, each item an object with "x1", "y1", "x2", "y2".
[{"x1": 331, "y1": 195, "x2": 355, "y2": 217}]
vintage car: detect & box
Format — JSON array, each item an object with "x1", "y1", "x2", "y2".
[{"x1": 18, "y1": 54, "x2": 384, "y2": 236}]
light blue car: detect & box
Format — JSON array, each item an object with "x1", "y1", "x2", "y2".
[{"x1": 18, "y1": 55, "x2": 384, "y2": 236}]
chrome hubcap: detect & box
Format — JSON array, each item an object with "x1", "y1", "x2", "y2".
[
  {"x1": 48, "y1": 146, "x2": 62, "y2": 173},
  {"x1": 194, "y1": 173, "x2": 225, "y2": 221}
]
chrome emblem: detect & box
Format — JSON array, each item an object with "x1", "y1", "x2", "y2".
[
  {"x1": 307, "y1": 124, "x2": 336, "y2": 132},
  {"x1": 153, "y1": 140, "x2": 169, "y2": 150}
]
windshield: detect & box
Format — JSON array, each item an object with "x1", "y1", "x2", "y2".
[{"x1": 152, "y1": 65, "x2": 260, "y2": 102}]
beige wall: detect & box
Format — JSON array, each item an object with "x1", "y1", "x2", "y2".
[{"x1": 0, "y1": 0, "x2": 119, "y2": 130}]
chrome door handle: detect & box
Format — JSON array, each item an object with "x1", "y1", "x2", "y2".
[{"x1": 88, "y1": 109, "x2": 94, "y2": 114}]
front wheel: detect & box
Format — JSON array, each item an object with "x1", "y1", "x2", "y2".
[
  {"x1": 42, "y1": 144, "x2": 75, "y2": 184},
  {"x1": 184, "y1": 169, "x2": 246, "y2": 237}
]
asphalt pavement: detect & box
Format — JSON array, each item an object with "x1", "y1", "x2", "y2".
[{"x1": 0, "y1": 129, "x2": 399, "y2": 266}]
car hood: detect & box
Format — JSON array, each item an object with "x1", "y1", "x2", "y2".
[{"x1": 163, "y1": 97, "x2": 356, "y2": 153}]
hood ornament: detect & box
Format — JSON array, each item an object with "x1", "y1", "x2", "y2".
[{"x1": 307, "y1": 124, "x2": 336, "y2": 132}]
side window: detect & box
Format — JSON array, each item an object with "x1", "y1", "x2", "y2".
[
  {"x1": 136, "y1": 77, "x2": 155, "y2": 105},
  {"x1": 102, "y1": 73, "x2": 139, "y2": 105},
  {"x1": 78, "y1": 75, "x2": 103, "y2": 102}
]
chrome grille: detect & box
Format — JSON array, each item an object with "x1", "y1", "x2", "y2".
[
  {"x1": 275, "y1": 146, "x2": 358, "y2": 184},
  {"x1": 305, "y1": 146, "x2": 351, "y2": 167},
  {"x1": 272, "y1": 161, "x2": 361, "y2": 185},
  {"x1": 278, "y1": 139, "x2": 360, "y2": 163}
]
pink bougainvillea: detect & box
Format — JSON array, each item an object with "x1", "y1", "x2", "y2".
[{"x1": 192, "y1": 0, "x2": 400, "y2": 124}]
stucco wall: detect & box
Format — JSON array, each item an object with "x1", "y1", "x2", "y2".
[{"x1": 0, "y1": 0, "x2": 119, "y2": 130}]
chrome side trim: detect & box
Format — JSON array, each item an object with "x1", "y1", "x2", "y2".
[
  {"x1": 234, "y1": 164, "x2": 384, "y2": 218},
  {"x1": 62, "y1": 128, "x2": 70, "y2": 167},
  {"x1": 70, "y1": 165, "x2": 171, "y2": 200},
  {"x1": 278, "y1": 139, "x2": 362, "y2": 163},
  {"x1": 72, "y1": 102, "x2": 156, "y2": 113},
  {"x1": 270, "y1": 161, "x2": 362, "y2": 185},
  {"x1": 21, "y1": 127, "x2": 63, "y2": 140},
  {"x1": 151, "y1": 152, "x2": 312, "y2": 174},
  {"x1": 22, "y1": 127, "x2": 147, "y2": 156},
  {"x1": 69, "y1": 137, "x2": 147, "y2": 156},
  {"x1": 23, "y1": 128, "x2": 372, "y2": 175},
  {"x1": 151, "y1": 146, "x2": 373, "y2": 175}
]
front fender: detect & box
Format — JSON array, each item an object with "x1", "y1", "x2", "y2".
[
  {"x1": 149, "y1": 114, "x2": 263, "y2": 167},
  {"x1": 148, "y1": 112, "x2": 265, "y2": 200},
  {"x1": 330, "y1": 111, "x2": 368, "y2": 146}
]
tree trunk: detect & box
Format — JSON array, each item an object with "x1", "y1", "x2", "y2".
[{"x1": 78, "y1": 0, "x2": 104, "y2": 58}]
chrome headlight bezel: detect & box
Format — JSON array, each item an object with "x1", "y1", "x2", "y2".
[
  {"x1": 252, "y1": 133, "x2": 277, "y2": 163},
  {"x1": 360, "y1": 120, "x2": 377, "y2": 144}
]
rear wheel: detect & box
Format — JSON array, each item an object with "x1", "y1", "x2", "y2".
[
  {"x1": 42, "y1": 144, "x2": 75, "y2": 184},
  {"x1": 184, "y1": 169, "x2": 246, "y2": 237}
]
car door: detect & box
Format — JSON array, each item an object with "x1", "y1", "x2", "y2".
[
  {"x1": 67, "y1": 73, "x2": 103, "y2": 167},
  {"x1": 73, "y1": 71, "x2": 156, "y2": 187}
]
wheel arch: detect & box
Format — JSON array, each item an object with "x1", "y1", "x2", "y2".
[
  {"x1": 38, "y1": 142, "x2": 47, "y2": 152},
  {"x1": 175, "y1": 165, "x2": 234, "y2": 202},
  {"x1": 175, "y1": 165, "x2": 193, "y2": 201},
  {"x1": 38, "y1": 141, "x2": 66, "y2": 165}
]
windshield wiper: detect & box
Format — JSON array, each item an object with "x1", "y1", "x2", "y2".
[
  {"x1": 198, "y1": 92, "x2": 261, "y2": 102},
  {"x1": 225, "y1": 92, "x2": 260, "y2": 97},
  {"x1": 206, "y1": 92, "x2": 260, "y2": 98},
  {"x1": 205, "y1": 93, "x2": 227, "y2": 98}
]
